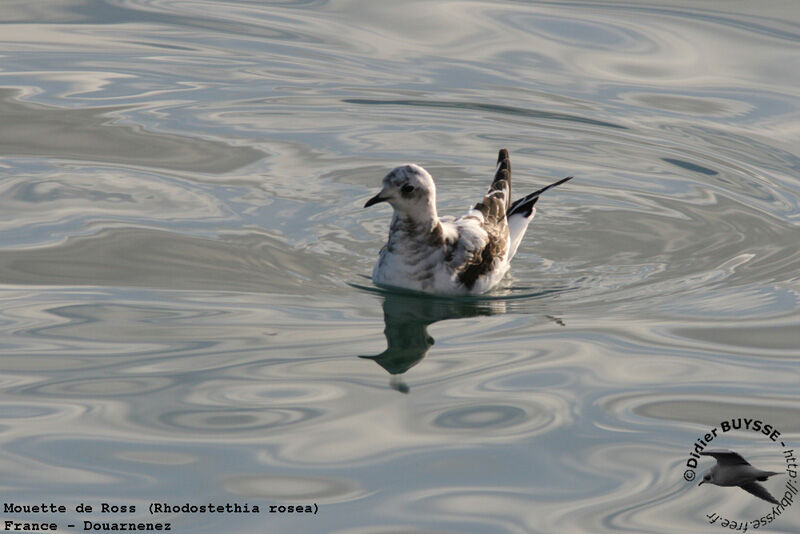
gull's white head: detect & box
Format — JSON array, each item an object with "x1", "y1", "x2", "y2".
[
  {"x1": 698, "y1": 468, "x2": 716, "y2": 486},
  {"x1": 364, "y1": 164, "x2": 437, "y2": 222}
]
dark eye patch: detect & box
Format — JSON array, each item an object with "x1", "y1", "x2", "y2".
[{"x1": 401, "y1": 184, "x2": 415, "y2": 194}]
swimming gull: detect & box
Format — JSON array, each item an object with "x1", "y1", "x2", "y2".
[{"x1": 363, "y1": 148, "x2": 572, "y2": 295}]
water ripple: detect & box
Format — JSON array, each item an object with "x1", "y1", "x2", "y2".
[{"x1": 1, "y1": 1, "x2": 799, "y2": 532}]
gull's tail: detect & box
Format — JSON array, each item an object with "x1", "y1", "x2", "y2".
[
  {"x1": 506, "y1": 175, "x2": 572, "y2": 260},
  {"x1": 757, "y1": 470, "x2": 782, "y2": 481}
]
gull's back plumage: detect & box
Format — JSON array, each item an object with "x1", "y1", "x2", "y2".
[{"x1": 364, "y1": 149, "x2": 571, "y2": 295}]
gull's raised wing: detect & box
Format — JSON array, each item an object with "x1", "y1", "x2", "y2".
[
  {"x1": 472, "y1": 148, "x2": 511, "y2": 226},
  {"x1": 699, "y1": 449, "x2": 751, "y2": 466}
]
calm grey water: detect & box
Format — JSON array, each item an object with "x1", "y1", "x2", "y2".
[{"x1": 1, "y1": 1, "x2": 799, "y2": 533}]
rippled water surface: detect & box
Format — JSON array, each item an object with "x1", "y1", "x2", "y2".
[{"x1": 1, "y1": 1, "x2": 799, "y2": 532}]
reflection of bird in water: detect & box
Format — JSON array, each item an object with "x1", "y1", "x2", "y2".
[
  {"x1": 698, "y1": 449, "x2": 782, "y2": 505},
  {"x1": 360, "y1": 289, "x2": 565, "y2": 393},
  {"x1": 360, "y1": 291, "x2": 505, "y2": 393}
]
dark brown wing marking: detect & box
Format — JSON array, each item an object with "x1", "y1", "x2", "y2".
[
  {"x1": 457, "y1": 149, "x2": 513, "y2": 289},
  {"x1": 494, "y1": 148, "x2": 511, "y2": 212},
  {"x1": 473, "y1": 148, "x2": 512, "y2": 223},
  {"x1": 456, "y1": 228, "x2": 506, "y2": 290}
]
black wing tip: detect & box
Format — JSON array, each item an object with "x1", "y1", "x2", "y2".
[
  {"x1": 497, "y1": 148, "x2": 509, "y2": 163},
  {"x1": 506, "y1": 175, "x2": 573, "y2": 217},
  {"x1": 539, "y1": 175, "x2": 573, "y2": 193}
]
